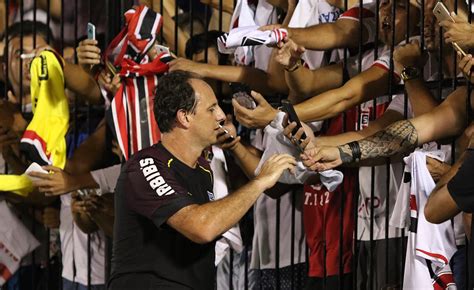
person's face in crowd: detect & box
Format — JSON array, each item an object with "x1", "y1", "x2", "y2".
[
  {"x1": 379, "y1": 0, "x2": 420, "y2": 46},
  {"x1": 187, "y1": 78, "x2": 226, "y2": 146},
  {"x1": 192, "y1": 47, "x2": 219, "y2": 65},
  {"x1": 7, "y1": 34, "x2": 48, "y2": 101}
]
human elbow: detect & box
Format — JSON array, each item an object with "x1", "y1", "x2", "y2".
[
  {"x1": 186, "y1": 224, "x2": 219, "y2": 244},
  {"x1": 424, "y1": 204, "x2": 446, "y2": 224}
]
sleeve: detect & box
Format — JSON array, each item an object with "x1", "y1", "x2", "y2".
[
  {"x1": 90, "y1": 164, "x2": 122, "y2": 195},
  {"x1": 124, "y1": 157, "x2": 197, "y2": 227},
  {"x1": 386, "y1": 94, "x2": 413, "y2": 118},
  {"x1": 447, "y1": 149, "x2": 474, "y2": 213},
  {"x1": 339, "y1": 4, "x2": 376, "y2": 44}
]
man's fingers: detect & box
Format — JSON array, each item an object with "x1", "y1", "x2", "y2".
[
  {"x1": 283, "y1": 121, "x2": 297, "y2": 137},
  {"x1": 451, "y1": 12, "x2": 466, "y2": 23},
  {"x1": 250, "y1": 91, "x2": 266, "y2": 106},
  {"x1": 42, "y1": 165, "x2": 61, "y2": 173},
  {"x1": 28, "y1": 171, "x2": 53, "y2": 180}
]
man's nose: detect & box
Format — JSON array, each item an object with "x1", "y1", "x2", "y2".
[{"x1": 215, "y1": 106, "x2": 226, "y2": 123}]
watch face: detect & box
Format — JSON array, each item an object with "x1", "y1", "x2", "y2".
[{"x1": 402, "y1": 66, "x2": 420, "y2": 80}]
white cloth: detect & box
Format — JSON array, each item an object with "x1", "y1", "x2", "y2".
[
  {"x1": 226, "y1": 0, "x2": 278, "y2": 67},
  {"x1": 254, "y1": 112, "x2": 344, "y2": 192},
  {"x1": 0, "y1": 200, "x2": 40, "y2": 286},
  {"x1": 288, "y1": 0, "x2": 343, "y2": 69},
  {"x1": 210, "y1": 146, "x2": 243, "y2": 265},
  {"x1": 60, "y1": 193, "x2": 106, "y2": 286},
  {"x1": 393, "y1": 150, "x2": 457, "y2": 289},
  {"x1": 90, "y1": 164, "x2": 122, "y2": 195},
  {"x1": 218, "y1": 26, "x2": 287, "y2": 53}
]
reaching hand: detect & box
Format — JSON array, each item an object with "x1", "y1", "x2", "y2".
[
  {"x1": 233, "y1": 91, "x2": 278, "y2": 129},
  {"x1": 168, "y1": 58, "x2": 203, "y2": 74},
  {"x1": 439, "y1": 12, "x2": 474, "y2": 51},
  {"x1": 301, "y1": 146, "x2": 343, "y2": 172},
  {"x1": 458, "y1": 54, "x2": 474, "y2": 84},
  {"x1": 29, "y1": 166, "x2": 77, "y2": 196},
  {"x1": 393, "y1": 40, "x2": 426, "y2": 75},
  {"x1": 216, "y1": 115, "x2": 241, "y2": 150},
  {"x1": 426, "y1": 156, "x2": 451, "y2": 182},
  {"x1": 76, "y1": 39, "x2": 101, "y2": 66},
  {"x1": 275, "y1": 37, "x2": 305, "y2": 68},
  {"x1": 254, "y1": 153, "x2": 296, "y2": 189},
  {"x1": 281, "y1": 115, "x2": 314, "y2": 151},
  {"x1": 98, "y1": 70, "x2": 121, "y2": 95}
]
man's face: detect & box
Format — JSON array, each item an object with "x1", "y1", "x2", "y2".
[
  {"x1": 187, "y1": 79, "x2": 226, "y2": 146},
  {"x1": 379, "y1": 0, "x2": 420, "y2": 46},
  {"x1": 8, "y1": 35, "x2": 48, "y2": 97}
]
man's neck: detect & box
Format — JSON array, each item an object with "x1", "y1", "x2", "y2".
[{"x1": 161, "y1": 132, "x2": 204, "y2": 168}]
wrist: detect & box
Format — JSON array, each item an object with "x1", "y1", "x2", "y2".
[
  {"x1": 285, "y1": 58, "x2": 301, "y2": 72},
  {"x1": 338, "y1": 144, "x2": 353, "y2": 164},
  {"x1": 400, "y1": 66, "x2": 421, "y2": 82},
  {"x1": 252, "y1": 176, "x2": 271, "y2": 192}
]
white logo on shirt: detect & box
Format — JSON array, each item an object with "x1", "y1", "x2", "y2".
[{"x1": 139, "y1": 158, "x2": 175, "y2": 196}]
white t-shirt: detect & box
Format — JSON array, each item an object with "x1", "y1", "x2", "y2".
[
  {"x1": 398, "y1": 151, "x2": 457, "y2": 289},
  {"x1": 288, "y1": 0, "x2": 343, "y2": 70},
  {"x1": 60, "y1": 193, "x2": 106, "y2": 286}
]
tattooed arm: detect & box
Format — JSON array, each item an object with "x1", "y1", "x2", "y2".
[
  {"x1": 302, "y1": 87, "x2": 470, "y2": 171},
  {"x1": 302, "y1": 120, "x2": 418, "y2": 171},
  {"x1": 339, "y1": 119, "x2": 418, "y2": 162}
]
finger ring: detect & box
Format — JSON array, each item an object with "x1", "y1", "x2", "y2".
[{"x1": 291, "y1": 136, "x2": 297, "y2": 142}]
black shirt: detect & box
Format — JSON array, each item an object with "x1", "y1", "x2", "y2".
[
  {"x1": 109, "y1": 143, "x2": 215, "y2": 290},
  {"x1": 447, "y1": 148, "x2": 474, "y2": 289}
]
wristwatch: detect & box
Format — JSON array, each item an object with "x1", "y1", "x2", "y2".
[
  {"x1": 400, "y1": 66, "x2": 421, "y2": 81},
  {"x1": 285, "y1": 59, "x2": 302, "y2": 72}
]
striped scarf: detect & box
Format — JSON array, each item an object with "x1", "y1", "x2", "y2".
[{"x1": 107, "y1": 5, "x2": 171, "y2": 160}]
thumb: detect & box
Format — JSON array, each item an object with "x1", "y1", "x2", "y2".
[
  {"x1": 297, "y1": 45, "x2": 306, "y2": 54},
  {"x1": 250, "y1": 91, "x2": 266, "y2": 105},
  {"x1": 7, "y1": 91, "x2": 18, "y2": 104},
  {"x1": 451, "y1": 11, "x2": 466, "y2": 23}
]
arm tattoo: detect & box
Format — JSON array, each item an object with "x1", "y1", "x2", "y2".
[
  {"x1": 338, "y1": 144, "x2": 353, "y2": 163},
  {"x1": 356, "y1": 120, "x2": 418, "y2": 161}
]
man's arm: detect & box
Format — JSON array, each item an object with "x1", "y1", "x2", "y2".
[
  {"x1": 169, "y1": 59, "x2": 288, "y2": 95},
  {"x1": 294, "y1": 65, "x2": 390, "y2": 122},
  {"x1": 287, "y1": 18, "x2": 369, "y2": 50},
  {"x1": 63, "y1": 62, "x2": 102, "y2": 105},
  {"x1": 315, "y1": 110, "x2": 404, "y2": 147},
  {"x1": 303, "y1": 87, "x2": 469, "y2": 171},
  {"x1": 424, "y1": 152, "x2": 466, "y2": 224},
  {"x1": 167, "y1": 154, "x2": 296, "y2": 244}
]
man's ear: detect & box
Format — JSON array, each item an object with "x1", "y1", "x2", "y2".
[{"x1": 176, "y1": 109, "x2": 191, "y2": 129}]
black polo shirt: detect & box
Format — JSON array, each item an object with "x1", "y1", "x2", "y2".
[
  {"x1": 109, "y1": 143, "x2": 215, "y2": 290},
  {"x1": 447, "y1": 148, "x2": 474, "y2": 289}
]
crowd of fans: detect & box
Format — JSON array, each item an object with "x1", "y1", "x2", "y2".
[{"x1": 0, "y1": 0, "x2": 474, "y2": 289}]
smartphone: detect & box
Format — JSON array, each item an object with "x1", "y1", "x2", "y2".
[
  {"x1": 281, "y1": 99, "x2": 307, "y2": 151},
  {"x1": 87, "y1": 22, "x2": 96, "y2": 40},
  {"x1": 433, "y1": 2, "x2": 467, "y2": 57},
  {"x1": 218, "y1": 124, "x2": 235, "y2": 142}
]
